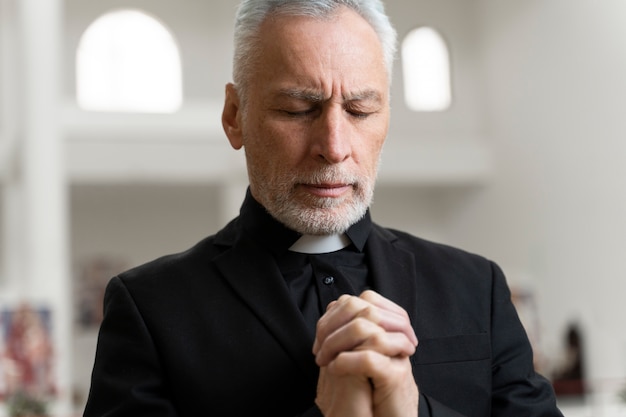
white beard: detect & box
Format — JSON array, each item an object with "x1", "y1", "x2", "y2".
[{"x1": 250, "y1": 164, "x2": 377, "y2": 235}]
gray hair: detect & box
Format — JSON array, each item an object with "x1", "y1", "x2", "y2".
[{"x1": 231, "y1": 0, "x2": 397, "y2": 102}]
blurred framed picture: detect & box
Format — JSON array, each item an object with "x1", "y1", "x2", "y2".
[
  {"x1": 0, "y1": 303, "x2": 55, "y2": 399},
  {"x1": 74, "y1": 256, "x2": 128, "y2": 330}
]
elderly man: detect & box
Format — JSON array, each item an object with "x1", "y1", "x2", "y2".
[{"x1": 83, "y1": 1, "x2": 563, "y2": 416}]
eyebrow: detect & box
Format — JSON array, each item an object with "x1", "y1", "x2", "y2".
[
  {"x1": 345, "y1": 90, "x2": 383, "y2": 103},
  {"x1": 276, "y1": 88, "x2": 383, "y2": 104},
  {"x1": 276, "y1": 88, "x2": 325, "y2": 103}
]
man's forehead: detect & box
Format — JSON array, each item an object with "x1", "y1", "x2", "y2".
[{"x1": 251, "y1": 7, "x2": 390, "y2": 103}]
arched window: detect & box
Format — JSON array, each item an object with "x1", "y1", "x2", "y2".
[
  {"x1": 76, "y1": 9, "x2": 182, "y2": 113},
  {"x1": 402, "y1": 27, "x2": 451, "y2": 112}
]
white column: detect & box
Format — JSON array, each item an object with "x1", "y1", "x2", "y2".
[
  {"x1": 1, "y1": 0, "x2": 21, "y2": 296},
  {"x1": 17, "y1": 0, "x2": 72, "y2": 414},
  {"x1": 1, "y1": 182, "x2": 24, "y2": 298}
]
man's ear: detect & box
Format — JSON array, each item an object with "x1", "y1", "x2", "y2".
[{"x1": 222, "y1": 83, "x2": 243, "y2": 150}]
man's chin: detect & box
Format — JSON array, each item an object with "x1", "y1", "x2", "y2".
[
  {"x1": 304, "y1": 196, "x2": 348, "y2": 210},
  {"x1": 276, "y1": 201, "x2": 366, "y2": 235}
]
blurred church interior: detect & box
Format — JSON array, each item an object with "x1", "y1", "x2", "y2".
[{"x1": 1, "y1": 0, "x2": 625, "y2": 415}]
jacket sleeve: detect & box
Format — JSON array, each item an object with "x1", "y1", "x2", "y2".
[
  {"x1": 488, "y1": 262, "x2": 562, "y2": 416},
  {"x1": 83, "y1": 276, "x2": 179, "y2": 417}
]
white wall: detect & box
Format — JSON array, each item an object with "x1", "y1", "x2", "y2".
[
  {"x1": 70, "y1": 184, "x2": 223, "y2": 267},
  {"x1": 445, "y1": 0, "x2": 626, "y2": 390}
]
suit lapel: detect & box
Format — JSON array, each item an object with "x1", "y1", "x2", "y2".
[
  {"x1": 366, "y1": 227, "x2": 419, "y2": 325},
  {"x1": 214, "y1": 237, "x2": 318, "y2": 380}
]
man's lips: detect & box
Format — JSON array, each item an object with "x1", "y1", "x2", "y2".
[{"x1": 299, "y1": 183, "x2": 352, "y2": 198}]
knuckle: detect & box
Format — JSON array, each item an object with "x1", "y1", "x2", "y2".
[
  {"x1": 357, "y1": 304, "x2": 378, "y2": 320},
  {"x1": 351, "y1": 316, "x2": 374, "y2": 335},
  {"x1": 338, "y1": 294, "x2": 355, "y2": 305},
  {"x1": 360, "y1": 289, "x2": 376, "y2": 299},
  {"x1": 362, "y1": 350, "x2": 381, "y2": 369},
  {"x1": 367, "y1": 329, "x2": 387, "y2": 346}
]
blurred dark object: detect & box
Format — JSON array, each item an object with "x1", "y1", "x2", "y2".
[{"x1": 552, "y1": 323, "x2": 585, "y2": 396}]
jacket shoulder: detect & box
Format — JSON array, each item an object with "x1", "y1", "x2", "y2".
[{"x1": 372, "y1": 223, "x2": 494, "y2": 271}]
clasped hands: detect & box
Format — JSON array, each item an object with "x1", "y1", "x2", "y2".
[{"x1": 313, "y1": 290, "x2": 419, "y2": 417}]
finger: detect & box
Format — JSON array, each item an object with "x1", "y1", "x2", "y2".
[
  {"x1": 327, "y1": 351, "x2": 416, "y2": 399},
  {"x1": 354, "y1": 303, "x2": 417, "y2": 347},
  {"x1": 316, "y1": 317, "x2": 381, "y2": 365},
  {"x1": 315, "y1": 318, "x2": 417, "y2": 366},
  {"x1": 359, "y1": 291, "x2": 418, "y2": 346},
  {"x1": 360, "y1": 290, "x2": 408, "y2": 317},
  {"x1": 313, "y1": 294, "x2": 367, "y2": 353},
  {"x1": 327, "y1": 349, "x2": 391, "y2": 378},
  {"x1": 327, "y1": 349, "x2": 420, "y2": 417},
  {"x1": 314, "y1": 293, "x2": 417, "y2": 354}
]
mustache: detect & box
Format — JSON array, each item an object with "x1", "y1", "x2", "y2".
[{"x1": 293, "y1": 167, "x2": 360, "y2": 185}]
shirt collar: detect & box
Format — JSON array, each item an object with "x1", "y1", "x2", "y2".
[
  {"x1": 288, "y1": 233, "x2": 351, "y2": 254},
  {"x1": 239, "y1": 189, "x2": 372, "y2": 256}
]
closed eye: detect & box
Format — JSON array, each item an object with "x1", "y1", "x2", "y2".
[
  {"x1": 346, "y1": 109, "x2": 374, "y2": 119},
  {"x1": 282, "y1": 107, "x2": 320, "y2": 118},
  {"x1": 345, "y1": 103, "x2": 378, "y2": 119}
]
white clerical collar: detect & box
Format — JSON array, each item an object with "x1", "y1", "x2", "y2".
[{"x1": 289, "y1": 233, "x2": 351, "y2": 254}]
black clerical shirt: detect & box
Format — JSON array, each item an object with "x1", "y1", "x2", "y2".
[{"x1": 239, "y1": 191, "x2": 373, "y2": 336}]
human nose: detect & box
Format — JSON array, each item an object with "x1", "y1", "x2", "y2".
[{"x1": 311, "y1": 107, "x2": 352, "y2": 164}]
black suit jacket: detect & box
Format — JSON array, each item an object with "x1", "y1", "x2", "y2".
[{"x1": 83, "y1": 217, "x2": 562, "y2": 417}]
